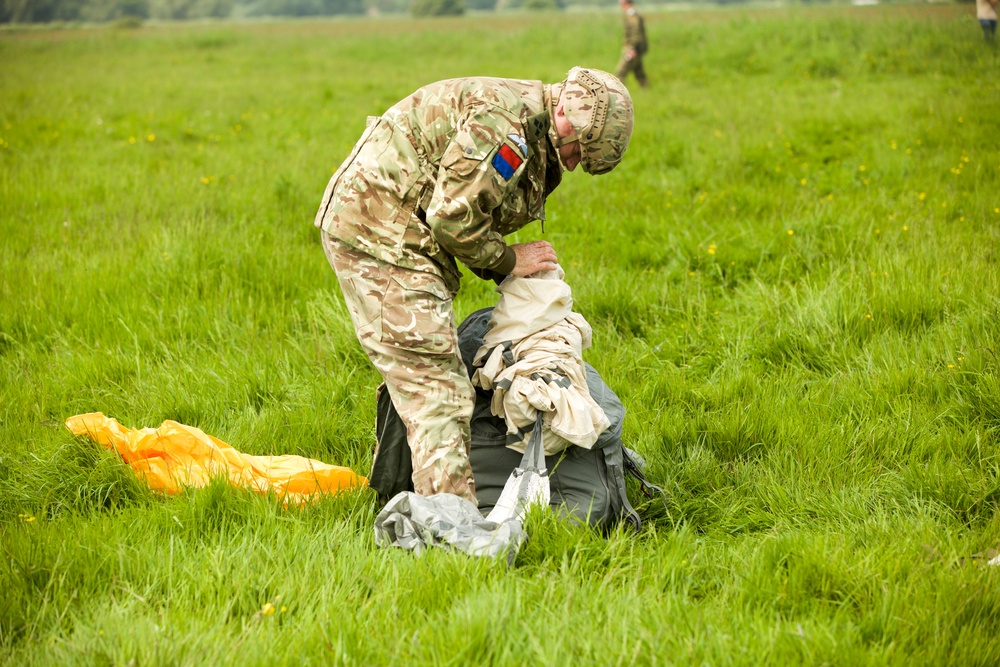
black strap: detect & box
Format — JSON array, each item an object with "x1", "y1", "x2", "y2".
[
  {"x1": 611, "y1": 462, "x2": 642, "y2": 532},
  {"x1": 622, "y1": 447, "x2": 672, "y2": 524}
]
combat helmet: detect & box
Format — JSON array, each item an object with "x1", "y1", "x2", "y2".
[{"x1": 553, "y1": 67, "x2": 634, "y2": 175}]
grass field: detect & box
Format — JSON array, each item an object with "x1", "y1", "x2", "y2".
[{"x1": 3, "y1": 4, "x2": 1000, "y2": 665}]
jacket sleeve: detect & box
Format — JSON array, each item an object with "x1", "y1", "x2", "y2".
[{"x1": 424, "y1": 110, "x2": 525, "y2": 274}]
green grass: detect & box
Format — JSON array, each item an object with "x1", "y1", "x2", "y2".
[{"x1": 2, "y1": 4, "x2": 1000, "y2": 665}]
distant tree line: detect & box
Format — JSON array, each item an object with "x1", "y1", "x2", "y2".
[
  {"x1": 0, "y1": 0, "x2": 606, "y2": 21},
  {"x1": 1, "y1": 0, "x2": 369, "y2": 23},
  {"x1": 0, "y1": 0, "x2": 918, "y2": 22}
]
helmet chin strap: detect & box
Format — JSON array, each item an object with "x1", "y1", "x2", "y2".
[
  {"x1": 551, "y1": 138, "x2": 571, "y2": 174},
  {"x1": 554, "y1": 132, "x2": 579, "y2": 148}
]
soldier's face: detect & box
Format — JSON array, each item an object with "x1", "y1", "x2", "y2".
[
  {"x1": 554, "y1": 103, "x2": 582, "y2": 172},
  {"x1": 559, "y1": 141, "x2": 581, "y2": 172}
]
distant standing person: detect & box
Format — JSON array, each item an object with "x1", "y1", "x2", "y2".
[
  {"x1": 977, "y1": 0, "x2": 997, "y2": 44},
  {"x1": 615, "y1": 0, "x2": 649, "y2": 88}
]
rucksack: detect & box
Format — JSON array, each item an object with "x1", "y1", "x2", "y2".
[{"x1": 369, "y1": 307, "x2": 663, "y2": 531}]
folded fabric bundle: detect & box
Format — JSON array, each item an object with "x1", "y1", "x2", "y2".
[
  {"x1": 66, "y1": 412, "x2": 366, "y2": 504},
  {"x1": 471, "y1": 267, "x2": 610, "y2": 455}
]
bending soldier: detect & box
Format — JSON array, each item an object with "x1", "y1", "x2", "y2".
[
  {"x1": 314, "y1": 68, "x2": 633, "y2": 505},
  {"x1": 615, "y1": 0, "x2": 649, "y2": 88}
]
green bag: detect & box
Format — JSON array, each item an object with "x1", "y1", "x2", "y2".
[{"x1": 369, "y1": 307, "x2": 662, "y2": 530}]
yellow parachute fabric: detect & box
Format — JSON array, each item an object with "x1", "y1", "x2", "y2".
[{"x1": 66, "y1": 412, "x2": 367, "y2": 504}]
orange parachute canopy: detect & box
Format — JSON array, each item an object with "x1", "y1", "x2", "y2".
[{"x1": 66, "y1": 412, "x2": 367, "y2": 504}]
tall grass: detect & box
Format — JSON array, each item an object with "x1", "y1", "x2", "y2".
[{"x1": 2, "y1": 5, "x2": 1000, "y2": 665}]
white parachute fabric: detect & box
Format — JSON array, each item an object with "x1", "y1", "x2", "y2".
[
  {"x1": 485, "y1": 414, "x2": 551, "y2": 524},
  {"x1": 472, "y1": 268, "x2": 610, "y2": 455}
]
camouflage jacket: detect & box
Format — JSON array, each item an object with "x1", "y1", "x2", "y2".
[
  {"x1": 623, "y1": 8, "x2": 648, "y2": 56},
  {"x1": 314, "y1": 77, "x2": 556, "y2": 295}
]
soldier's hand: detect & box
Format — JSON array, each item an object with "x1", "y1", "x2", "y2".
[{"x1": 510, "y1": 241, "x2": 559, "y2": 277}]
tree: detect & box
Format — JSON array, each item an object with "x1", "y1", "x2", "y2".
[{"x1": 410, "y1": 0, "x2": 464, "y2": 17}]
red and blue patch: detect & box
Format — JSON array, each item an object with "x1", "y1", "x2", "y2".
[{"x1": 491, "y1": 144, "x2": 524, "y2": 181}]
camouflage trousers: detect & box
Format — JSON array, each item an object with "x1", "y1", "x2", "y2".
[
  {"x1": 615, "y1": 52, "x2": 648, "y2": 88},
  {"x1": 321, "y1": 232, "x2": 478, "y2": 505}
]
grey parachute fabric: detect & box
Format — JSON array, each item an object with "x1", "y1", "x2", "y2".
[
  {"x1": 373, "y1": 491, "x2": 525, "y2": 560},
  {"x1": 370, "y1": 307, "x2": 659, "y2": 530}
]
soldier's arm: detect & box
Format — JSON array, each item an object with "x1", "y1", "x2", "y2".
[{"x1": 424, "y1": 112, "x2": 527, "y2": 275}]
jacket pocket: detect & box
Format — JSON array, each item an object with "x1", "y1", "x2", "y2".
[{"x1": 439, "y1": 129, "x2": 491, "y2": 177}]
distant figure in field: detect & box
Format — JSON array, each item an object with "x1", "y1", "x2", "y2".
[
  {"x1": 978, "y1": 0, "x2": 998, "y2": 44},
  {"x1": 615, "y1": 0, "x2": 649, "y2": 88}
]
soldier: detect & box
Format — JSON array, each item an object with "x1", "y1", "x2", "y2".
[
  {"x1": 314, "y1": 68, "x2": 633, "y2": 505},
  {"x1": 615, "y1": 0, "x2": 649, "y2": 89},
  {"x1": 977, "y1": 0, "x2": 998, "y2": 44}
]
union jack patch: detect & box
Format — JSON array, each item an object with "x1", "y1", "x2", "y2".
[{"x1": 491, "y1": 144, "x2": 523, "y2": 180}]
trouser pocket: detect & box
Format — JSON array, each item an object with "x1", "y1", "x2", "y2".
[{"x1": 380, "y1": 267, "x2": 457, "y2": 357}]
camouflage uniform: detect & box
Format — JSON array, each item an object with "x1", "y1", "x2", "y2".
[
  {"x1": 615, "y1": 3, "x2": 649, "y2": 88},
  {"x1": 315, "y1": 71, "x2": 632, "y2": 505}
]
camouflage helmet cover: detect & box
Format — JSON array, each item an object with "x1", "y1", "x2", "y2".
[{"x1": 558, "y1": 67, "x2": 634, "y2": 175}]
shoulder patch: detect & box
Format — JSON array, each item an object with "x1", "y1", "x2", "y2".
[
  {"x1": 507, "y1": 134, "x2": 527, "y2": 157},
  {"x1": 524, "y1": 112, "x2": 550, "y2": 143},
  {"x1": 491, "y1": 144, "x2": 523, "y2": 181}
]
